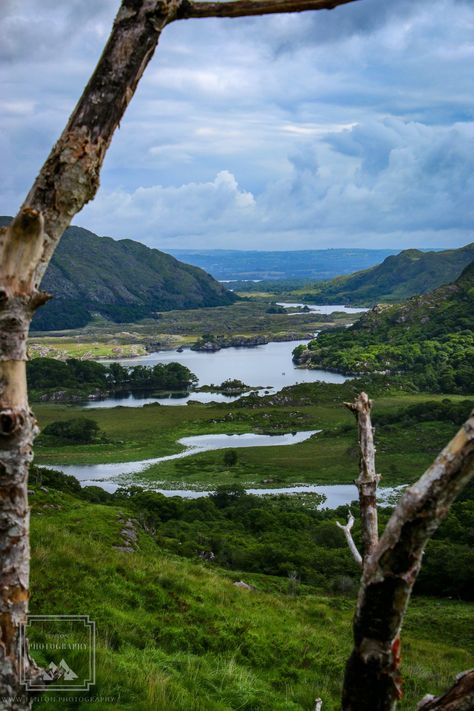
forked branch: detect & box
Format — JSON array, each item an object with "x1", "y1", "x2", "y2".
[{"x1": 342, "y1": 407, "x2": 474, "y2": 711}]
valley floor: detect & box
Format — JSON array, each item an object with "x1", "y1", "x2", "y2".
[
  {"x1": 33, "y1": 385, "x2": 473, "y2": 490},
  {"x1": 28, "y1": 299, "x2": 354, "y2": 360}
]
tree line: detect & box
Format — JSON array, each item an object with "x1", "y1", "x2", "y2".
[{"x1": 27, "y1": 358, "x2": 198, "y2": 395}]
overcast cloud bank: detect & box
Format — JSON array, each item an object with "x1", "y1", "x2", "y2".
[{"x1": 1, "y1": 0, "x2": 473, "y2": 249}]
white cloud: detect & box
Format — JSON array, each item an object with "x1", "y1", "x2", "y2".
[
  {"x1": 1, "y1": 0, "x2": 474, "y2": 249},
  {"x1": 75, "y1": 119, "x2": 474, "y2": 250}
]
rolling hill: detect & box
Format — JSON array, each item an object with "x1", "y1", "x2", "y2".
[
  {"x1": 298, "y1": 243, "x2": 474, "y2": 305},
  {"x1": 294, "y1": 261, "x2": 474, "y2": 393},
  {"x1": 0, "y1": 218, "x2": 237, "y2": 330}
]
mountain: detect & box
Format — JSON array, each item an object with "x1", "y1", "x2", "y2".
[
  {"x1": 294, "y1": 262, "x2": 474, "y2": 393},
  {"x1": 298, "y1": 243, "x2": 474, "y2": 305},
  {"x1": 0, "y1": 218, "x2": 237, "y2": 330},
  {"x1": 167, "y1": 248, "x2": 399, "y2": 281}
]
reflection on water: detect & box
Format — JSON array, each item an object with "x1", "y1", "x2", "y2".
[
  {"x1": 83, "y1": 389, "x2": 249, "y2": 409},
  {"x1": 94, "y1": 339, "x2": 346, "y2": 409}
]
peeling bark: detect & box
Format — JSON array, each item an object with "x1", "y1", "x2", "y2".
[
  {"x1": 0, "y1": 213, "x2": 46, "y2": 707},
  {"x1": 341, "y1": 408, "x2": 474, "y2": 711}
]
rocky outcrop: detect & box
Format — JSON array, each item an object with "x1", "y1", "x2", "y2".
[
  {"x1": 192, "y1": 332, "x2": 312, "y2": 351},
  {"x1": 113, "y1": 518, "x2": 139, "y2": 553}
]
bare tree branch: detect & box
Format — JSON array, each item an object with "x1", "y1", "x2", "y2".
[
  {"x1": 416, "y1": 669, "x2": 474, "y2": 711},
  {"x1": 344, "y1": 392, "x2": 380, "y2": 560},
  {"x1": 176, "y1": 0, "x2": 360, "y2": 20},
  {"x1": 336, "y1": 510, "x2": 362, "y2": 566},
  {"x1": 341, "y1": 408, "x2": 474, "y2": 711}
]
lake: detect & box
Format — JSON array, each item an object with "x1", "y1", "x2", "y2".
[
  {"x1": 89, "y1": 339, "x2": 346, "y2": 408},
  {"x1": 277, "y1": 302, "x2": 368, "y2": 315}
]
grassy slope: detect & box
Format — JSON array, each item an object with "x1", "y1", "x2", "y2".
[
  {"x1": 30, "y1": 488, "x2": 474, "y2": 711},
  {"x1": 32, "y1": 386, "x2": 472, "y2": 487},
  {"x1": 295, "y1": 243, "x2": 474, "y2": 305}
]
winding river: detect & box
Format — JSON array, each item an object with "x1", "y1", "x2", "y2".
[
  {"x1": 46, "y1": 430, "x2": 400, "y2": 508},
  {"x1": 50, "y1": 431, "x2": 320, "y2": 483}
]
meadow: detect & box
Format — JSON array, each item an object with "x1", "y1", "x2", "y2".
[
  {"x1": 33, "y1": 382, "x2": 472, "y2": 489},
  {"x1": 29, "y1": 485, "x2": 474, "y2": 711}
]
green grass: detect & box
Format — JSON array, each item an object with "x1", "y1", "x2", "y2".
[
  {"x1": 29, "y1": 488, "x2": 474, "y2": 710},
  {"x1": 32, "y1": 387, "x2": 473, "y2": 488},
  {"x1": 28, "y1": 340, "x2": 148, "y2": 359}
]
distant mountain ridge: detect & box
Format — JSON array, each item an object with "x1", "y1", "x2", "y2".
[
  {"x1": 298, "y1": 243, "x2": 474, "y2": 305},
  {"x1": 168, "y1": 248, "x2": 400, "y2": 281},
  {"x1": 0, "y1": 218, "x2": 237, "y2": 331}
]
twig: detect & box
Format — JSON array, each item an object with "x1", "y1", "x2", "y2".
[{"x1": 336, "y1": 510, "x2": 362, "y2": 566}]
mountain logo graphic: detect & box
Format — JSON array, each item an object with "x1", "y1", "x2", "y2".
[{"x1": 41, "y1": 659, "x2": 79, "y2": 682}]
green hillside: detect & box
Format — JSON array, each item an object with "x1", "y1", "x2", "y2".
[
  {"x1": 298, "y1": 243, "x2": 474, "y2": 305},
  {"x1": 294, "y1": 262, "x2": 474, "y2": 392},
  {"x1": 0, "y1": 217, "x2": 237, "y2": 330},
  {"x1": 29, "y1": 478, "x2": 473, "y2": 710}
]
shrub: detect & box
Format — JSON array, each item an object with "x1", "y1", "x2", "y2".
[{"x1": 42, "y1": 417, "x2": 102, "y2": 444}]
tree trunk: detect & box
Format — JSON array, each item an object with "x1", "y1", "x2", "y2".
[
  {"x1": 0, "y1": 1, "x2": 178, "y2": 703},
  {"x1": 0, "y1": 212, "x2": 47, "y2": 707},
  {"x1": 341, "y1": 407, "x2": 474, "y2": 710},
  {"x1": 345, "y1": 392, "x2": 380, "y2": 560}
]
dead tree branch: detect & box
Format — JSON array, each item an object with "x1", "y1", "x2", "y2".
[
  {"x1": 336, "y1": 510, "x2": 362, "y2": 566},
  {"x1": 341, "y1": 407, "x2": 474, "y2": 711},
  {"x1": 344, "y1": 392, "x2": 380, "y2": 560},
  {"x1": 177, "y1": 0, "x2": 359, "y2": 20},
  {"x1": 416, "y1": 669, "x2": 474, "y2": 711}
]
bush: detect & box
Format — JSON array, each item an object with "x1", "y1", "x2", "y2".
[
  {"x1": 223, "y1": 449, "x2": 238, "y2": 466},
  {"x1": 42, "y1": 417, "x2": 102, "y2": 444},
  {"x1": 29, "y1": 466, "x2": 82, "y2": 495}
]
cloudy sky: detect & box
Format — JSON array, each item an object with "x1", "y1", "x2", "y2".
[{"x1": 1, "y1": 0, "x2": 474, "y2": 250}]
